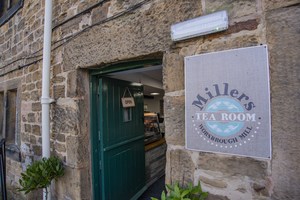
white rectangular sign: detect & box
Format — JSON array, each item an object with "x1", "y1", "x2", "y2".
[
  {"x1": 121, "y1": 97, "x2": 135, "y2": 108},
  {"x1": 185, "y1": 45, "x2": 271, "y2": 159}
]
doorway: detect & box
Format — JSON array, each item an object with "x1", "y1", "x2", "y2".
[{"x1": 90, "y1": 61, "x2": 166, "y2": 200}]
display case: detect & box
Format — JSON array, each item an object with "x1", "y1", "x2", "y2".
[{"x1": 144, "y1": 113, "x2": 162, "y2": 144}]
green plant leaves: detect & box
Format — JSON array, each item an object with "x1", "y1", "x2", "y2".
[
  {"x1": 151, "y1": 181, "x2": 208, "y2": 200},
  {"x1": 18, "y1": 156, "x2": 64, "y2": 195}
]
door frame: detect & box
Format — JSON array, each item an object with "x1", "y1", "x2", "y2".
[{"x1": 89, "y1": 59, "x2": 162, "y2": 200}]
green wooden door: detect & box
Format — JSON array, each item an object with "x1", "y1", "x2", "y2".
[{"x1": 99, "y1": 77, "x2": 145, "y2": 200}]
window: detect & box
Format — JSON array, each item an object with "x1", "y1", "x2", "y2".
[
  {"x1": 123, "y1": 107, "x2": 132, "y2": 122},
  {"x1": 6, "y1": 89, "x2": 17, "y2": 145},
  {"x1": 0, "y1": 82, "x2": 21, "y2": 161},
  {"x1": 0, "y1": 0, "x2": 23, "y2": 26}
]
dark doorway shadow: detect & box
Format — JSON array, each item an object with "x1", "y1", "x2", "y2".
[{"x1": 138, "y1": 175, "x2": 166, "y2": 200}]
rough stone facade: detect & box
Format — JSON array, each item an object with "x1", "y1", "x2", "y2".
[{"x1": 0, "y1": 0, "x2": 299, "y2": 199}]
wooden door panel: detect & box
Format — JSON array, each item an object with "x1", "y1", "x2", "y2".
[
  {"x1": 103, "y1": 140, "x2": 145, "y2": 200},
  {"x1": 100, "y1": 77, "x2": 145, "y2": 200}
]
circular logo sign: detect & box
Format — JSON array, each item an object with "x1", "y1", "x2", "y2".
[
  {"x1": 190, "y1": 83, "x2": 260, "y2": 149},
  {"x1": 205, "y1": 97, "x2": 244, "y2": 137}
]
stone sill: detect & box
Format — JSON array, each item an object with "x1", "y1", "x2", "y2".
[{"x1": 6, "y1": 144, "x2": 21, "y2": 162}]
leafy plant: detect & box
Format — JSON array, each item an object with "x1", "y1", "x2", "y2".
[
  {"x1": 18, "y1": 156, "x2": 64, "y2": 199},
  {"x1": 151, "y1": 181, "x2": 208, "y2": 200}
]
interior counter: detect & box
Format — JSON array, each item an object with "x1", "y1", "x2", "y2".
[{"x1": 145, "y1": 138, "x2": 167, "y2": 185}]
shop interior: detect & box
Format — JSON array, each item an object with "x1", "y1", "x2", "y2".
[{"x1": 109, "y1": 65, "x2": 166, "y2": 185}]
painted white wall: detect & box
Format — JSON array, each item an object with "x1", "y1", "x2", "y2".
[{"x1": 144, "y1": 96, "x2": 162, "y2": 114}]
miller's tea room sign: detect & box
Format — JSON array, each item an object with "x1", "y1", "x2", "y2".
[{"x1": 185, "y1": 45, "x2": 271, "y2": 159}]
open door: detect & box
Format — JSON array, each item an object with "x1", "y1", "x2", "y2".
[{"x1": 99, "y1": 77, "x2": 145, "y2": 200}]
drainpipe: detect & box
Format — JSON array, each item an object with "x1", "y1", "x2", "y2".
[{"x1": 41, "y1": 0, "x2": 54, "y2": 200}]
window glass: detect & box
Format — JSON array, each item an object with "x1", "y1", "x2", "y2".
[
  {"x1": 0, "y1": 0, "x2": 9, "y2": 17},
  {"x1": 0, "y1": 0, "x2": 23, "y2": 26},
  {"x1": 6, "y1": 89, "x2": 17, "y2": 145},
  {"x1": 10, "y1": 0, "x2": 20, "y2": 8},
  {"x1": 123, "y1": 107, "x2": 132, "y2": 122},
  {"x1": 0, "y1": 83, "x2": 20, "y2": 161}
]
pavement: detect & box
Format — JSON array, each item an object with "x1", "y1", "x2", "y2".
[{"x1": 138, "y1": 175, "x2": 166, "y2": 200}]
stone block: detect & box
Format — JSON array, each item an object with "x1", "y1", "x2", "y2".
[
  {"x1": 35, "y1": 80, "x2": 42, "y2": 90},
  {"x1": 22, "y1": 92, "x2": 30, "y2": 101},
  {"x1": 194, "y1": 167, "x2": 270, "y2": 199},
  {"x1": 32, "y1": 102, "x2": 41, "y2": 112},
  {"x1": 16, "y1": 42, "x2": 24, "y2": 54},
  {"x1": 29, "y1": 40, "x2": 42, "y2": 54},
  {"x1": 32, "y1": 145, "x2": 42, "y2": 156},
  {"x1": 197, "y1": 153, "x2": 269, "y2": 179},
  {"x1": 199, "y1": 175, "x2": 227, "y2": 188},
  {"x1": 164, "y1": 95, "x2": 185, "y2": 146},
  {"x1": 32, "y1": 1, "x2": 42, "y2": 14},
  {"x1": 30, "y1": 18, "x2": 41, "y2": 31},
  {"x1": 56, "y1": 133, "x2": 66, "y2": 143},
  {"x1": 263, "y1": 0, "x2": 300, "y2": 11},
  {"x1": 52, "y1": 104, "x2": 79, "y2": 134},
  {"x1": 32, "y1": 70, "x2": 41, "y2": 80},
  {"x1": 266, "y1": 4, "x2": 300, "y2": 199},
  {"x1": 52, "y1": 50, "x2": 63, "y2": 66},
  {"x1": 54, "y1": 166, "x2": 91, "y2": 200},
  {"x1": 252, "y1": 181, "x2": 272, "y2": 197},
  {"x1": 52, "y1": 64, "x2": 62, "y2": 76},
  {"x1": 26, "y1": 74, "x2": 32, "y2": 83},
  {"x1": 0, "y1": 33, "x2": 4, "y2": 46},
  {"x1": 66, "y1": 134, "x2": 90, "y2": 168},
  {"x1": 17, "y1": 18, "x2": 25, "y2": 31},
  {"x1": 53, "y1": 85, "x2": 65, "y2": 98},
  {"x1": 28, "y1": 64, "x2": 41, "y2": 74},
  {"x1": 24, "y1": 124, "x2": 31, "y2": 132},
  {"x1": 206, "y1": 194, "x2": 230, "y2": 200},
  {"x1": 34, "y1": 27, "x2": 43, "y2": 39},
  {"x1": 166, "y1": 148, "x2": 195, "y2": 185},
  {"x1": 91, "y1": 1, "x2": 110, "y2": 25},
  {"x1": 13, "y1": 34, "x2": 20, "y2": 45},
  {"x1": 63, "y1": 0, "x2": 202, "y2": 69},
  {"x1": 163, "y1": 52, "x2": 184, "y2": 92},
  {"x1": 52, "y1": 76, "x2": 65, "y2": 84},
  {"x1": 55, "y1": 142, "x2": 66, "y2": 153},
  {"x1": 30, "y1": 135, "x2": 37, "y2": 145},
  {"x1": 61, "y1": 15, "x2": 82, "y2": 38},
  {"x1": 37, "y1": 137, "x2": 42, "y2": 145},
  {"x1": 52, "y1": 4, "x2": 62, "y2": 22},
  {"x1": 21, "y1": 134, "x2": 30, "y2": 143},
  {"x1": 205, "y1": 19, "x2": 259, "y2": 41},
  {"x1": 26, "y1": 83, "x2": 35, "y2": 91},
  {"x1": 11, "y1": 46, "x2": 17, "y2": 55},
  {"x1": 27, "y1": 113, "x2": 36, "y2": 123},
  {"x1": 67, "y1": 70, "x2": 85, "y2": 98},
  {"x1": 30, "y1": 90, "x2": 40, "y2": 101},
  {"x1": 108, "y1": 0, "x2": 161, "y2": 17},
  {"x1": 196, "y1": 33, "x2": 260, "y2": 55},
  {"x1": 32, "y1": 125, "x2": 41, "y2": 136},
  {"x1": 205, "y1": 0, "x2": 257, "y2": 22}
]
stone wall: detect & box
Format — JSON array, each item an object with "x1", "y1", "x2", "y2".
[
  {"x1": 266, "y1": 3, "x2": 300, "y2": 199},
  {"x1": 0, "y1": 0, "x2": 299, "y2": 199},
  {"x1": 163, "y1": 1, "x2": 300, "y2": 200},
  {"x1": 0, "y1": 0, "x2": 96, "y2": 199}
]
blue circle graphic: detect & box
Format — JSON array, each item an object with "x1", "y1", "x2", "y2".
[{"x1": 204, "y1": 97, "x2": 244, "y2": 137}]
